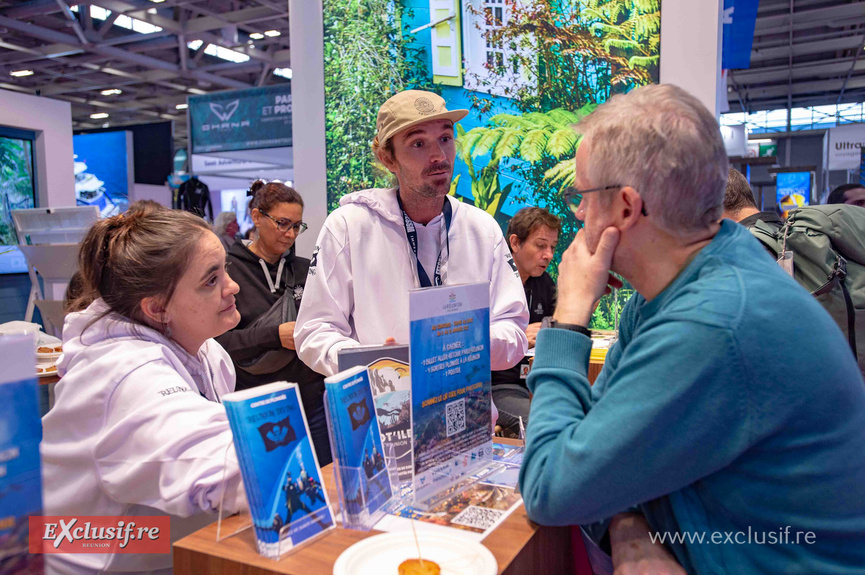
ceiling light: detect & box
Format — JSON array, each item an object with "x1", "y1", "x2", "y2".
[
  {"x1": 273, "y1": 68, "x2": 292, "y2": 79},
  {"x1": 10, "y1": 70, "x2": 34, "y2": 77},
  {"x1": 264, "y1": 30, "x2": 281, "y2": 37},
  {"x1": 90, "y1": 113, "x2": 109, "y2": 119},
  {"x1": 749, "y1": 139, "x2": 774, "y2": 144},
  {"x1": 150, "y1": 0, "x2": 165, "y2": 3},
  {"x1": 176, "y1": 103, "x2": 188, "y2": 110},
  {"x1": 101, "y1": 123, "x2": 110, "y2": 128},
  {"x1": 249, "y1": 32, "x2": 264, "y2": 40},
  {"x1": 101, "y1": 88, "x2": 122, "y2": 96}
]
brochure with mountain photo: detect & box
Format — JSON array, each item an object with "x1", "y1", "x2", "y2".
[{"x1": 338, "y1": 345, "x2": 412, "y2": 485}]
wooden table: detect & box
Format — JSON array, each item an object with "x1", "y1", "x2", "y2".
[{"x1": 174, "y1": 441, "x2": 582, "y2": 575}]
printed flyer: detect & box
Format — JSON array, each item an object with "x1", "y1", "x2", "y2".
[{"x1": 409, "y1": 282, "x2": 493, "y2": 504}]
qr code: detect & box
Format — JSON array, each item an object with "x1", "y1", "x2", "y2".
[
  {"x1": 451, "y1": 505, "x2": 505, "y2": 531},
  {"x1": 445, "y1": 398, "x2": 466, "y2": 437}
]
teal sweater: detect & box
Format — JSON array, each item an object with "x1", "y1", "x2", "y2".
[{"x1": 519, "y1": 221, "x2": 865, "y2": 574}]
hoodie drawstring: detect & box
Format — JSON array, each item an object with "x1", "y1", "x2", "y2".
[{"x1": 259, "y1": 257, "x2": 285, "y2": 294}]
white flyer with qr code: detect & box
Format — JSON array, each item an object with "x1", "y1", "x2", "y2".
[{"x1": 408, "y1": 282, "x2": 493, "y2": 504}]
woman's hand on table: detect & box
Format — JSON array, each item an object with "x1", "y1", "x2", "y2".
[
  {"x1": 279, "y1": 322, "x2": 296, "y2": 350},
  {"x1": 610, "y1": 512, "x2": 686, "y2": 575}
]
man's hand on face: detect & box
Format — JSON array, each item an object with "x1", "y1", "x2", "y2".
[{"x1": 554, "y1": 226, "x2": 623, "y2": 327}]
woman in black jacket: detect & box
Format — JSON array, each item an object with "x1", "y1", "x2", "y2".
[{"x1": 216, "y1": 180, "x2": 330, "y2": 464}]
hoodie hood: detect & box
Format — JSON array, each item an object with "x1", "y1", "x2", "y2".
[
  {"x1": 338, "y1": 187, "x2": 458, "y2": 226},
  {"x1": 59, "y1": 299, "x2": 215, "y2": 384}
]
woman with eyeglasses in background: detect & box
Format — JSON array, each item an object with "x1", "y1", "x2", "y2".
[{"x1": 215, "y1": 179, "x2": 331, "y2": 464}]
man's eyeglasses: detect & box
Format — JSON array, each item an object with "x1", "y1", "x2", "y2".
[
  {"x1": 259, "y1": 210, "x2": 308, "y2": 234},
  {"x1": 561, "y1": 185, "x2": 648, "y2": 216}
]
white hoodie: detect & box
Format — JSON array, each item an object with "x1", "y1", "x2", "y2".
[
  {"x1": 296, "y1": 188, "x2": 529, "y2": 376},
  {"x1": 41, "y1": 300, "x2": 245, "y2": 574}
]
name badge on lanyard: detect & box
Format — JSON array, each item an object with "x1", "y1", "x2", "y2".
[{"x1": 397, "y1": 191, "x2": 452, "y2": 288}]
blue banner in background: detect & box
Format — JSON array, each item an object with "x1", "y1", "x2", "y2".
[
  {"x1": 189, "y1": 84, "x2": 292, "y2": 153},
  {"x1": 723, "y1": 0, "x2": 760, "y2": 70}
]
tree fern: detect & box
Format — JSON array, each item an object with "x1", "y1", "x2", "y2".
[
  {"x1": 543, "y1": 157, "x2": 577, "y2": 188},
  {"x1": 547, "y1": 107, "x2": 581, "y2": 126},
  {"x1": 628, "y1": 55, "x2": 659, "y2": 69},
  {"x1": 520, "y1": 129, "x2": 549, "y2": 163},
  {"x1": 604, "y1": 38, "x2": 641, "y2": 52},
  {"x1": 492, "y1": 129, "x2": 523, "y2": 162},
  {"x1": 459, "y1": 127, "x2": 489, "y2": 163},
  {"x1": 472, "y1": 128, "x2": 505, "y2": 159},
  {"x1": 546, "y1": 127, "x2": 579, "y2": 158}
]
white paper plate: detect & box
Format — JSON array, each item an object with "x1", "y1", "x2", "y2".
[{"x1": 333, "y1": 532, "x2": 497, "y2": 575}]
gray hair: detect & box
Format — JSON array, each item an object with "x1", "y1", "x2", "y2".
[
  {"x1": 212, "y1": 211, "x2": 237, "y2": 236},
  {"x1": 575, "y1": 84, "x2": 729, "y2": 235}
]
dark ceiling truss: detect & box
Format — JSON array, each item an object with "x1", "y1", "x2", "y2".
[
  {"x1": 0, "y1": 0, "x2": 291, "y2": 148},
  {"x1": 727, "y1": 0, "x2": 865, "y2": 116}
]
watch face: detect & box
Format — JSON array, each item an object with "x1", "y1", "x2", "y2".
[{"x1": 540, "y1": 316, "x2": 553, "y2": 330}]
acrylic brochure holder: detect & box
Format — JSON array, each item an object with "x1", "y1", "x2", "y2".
[
  {"x1": 215, "y1": 440, "x2": 334, "y2": 560},
  {"x1": 324, "y1": 400, "x2": 399, "y2": 531}
]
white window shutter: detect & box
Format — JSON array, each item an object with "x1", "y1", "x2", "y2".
[{"x1": 429, "y1": 0, "x2": 462, "y2": 86}]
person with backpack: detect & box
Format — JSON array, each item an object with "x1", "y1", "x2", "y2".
[
  {"x1": 720, "y1": 167, "x2": 784, "y2": 230},
  {"x1": 721, "y1": 170, "x2": 865, "y2": 375}
]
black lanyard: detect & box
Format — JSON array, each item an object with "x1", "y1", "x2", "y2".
[{"x1": 396, "y1": 191, "x2": 453, "y2": 287}]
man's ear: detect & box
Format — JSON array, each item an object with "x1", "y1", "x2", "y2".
[
  {"x1": 377, "y1": 146, "x2": 398, "y2": 174},
  {"x1": 140, "y1": 296, "x2": 169, "y2": 326},
  {"x1": 618, "y1": 186, "x2": 644, "y2": 231},
  {"x1": 508, "y1": 233, "x2": 522, "y2": 253}
]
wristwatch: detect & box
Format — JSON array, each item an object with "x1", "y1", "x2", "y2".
[{"x1": 540, "y1": 316, "x2": 592, "y2": 338}]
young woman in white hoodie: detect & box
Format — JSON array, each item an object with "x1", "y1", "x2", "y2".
[{"x1": 41, "y1": 203, "x2": 247, "y2": 574}]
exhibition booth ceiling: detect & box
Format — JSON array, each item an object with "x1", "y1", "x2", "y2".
[
  {"x1": 0, "y1": 0, "x2": 291, "y2": 149},
  {"x1": 728, "y1": 0, "x2": 865, "y2": 113}
]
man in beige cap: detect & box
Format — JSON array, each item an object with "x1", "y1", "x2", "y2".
[{"x1": 296, "y1": 89, "x2": 529, "y2": 378}]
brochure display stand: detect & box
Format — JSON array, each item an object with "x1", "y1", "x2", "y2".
[
  {"x1": 215, "y1": 441, "x2": 331, "y2": 560},
  {"x1": 218, "y1": 382, "x2": 336, "y2": 560},
  {"x1": 324, "y1": 412, "x2": 398, "y2": 531}
]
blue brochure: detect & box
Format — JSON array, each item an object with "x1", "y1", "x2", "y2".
[
  {"x1": 338, "y1": 345, "x2": 412, "y2": 485},
  {"x1": 0, "y1": 335, "x2": 43, "y2": 575},
  {"x1": 324, "y1": 366, "x2": 393, "y2": 527},
  {"x1": 223, "y1": 382, "x2": 334, "y2": 558},
  {"x1": 409, "y1": 282, "x2": 494, "y2": 503}
]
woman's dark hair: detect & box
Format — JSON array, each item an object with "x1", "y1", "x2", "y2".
[
  {"x1": 826, "y1": 183, "x2": 865, "y2": 205},
  {"x1": 72, "y1": 203, "x2": 211, "y2": 325},
  {"x1": 247, "y1": 179, "x2": 304, "y2": 213}
]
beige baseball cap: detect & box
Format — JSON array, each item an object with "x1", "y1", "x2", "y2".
[{"x1": 376, "y1": 90, "x2": 468, "y2": 146}]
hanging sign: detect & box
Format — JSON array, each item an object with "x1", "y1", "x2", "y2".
[
  {"x1": 722, "y1": 0, "x2": 759, "y2": 70},
  {"x1": 189, "y1": 84, "x2": 292, "y2": 153},
  {"x1": 825, "y1": 123, "x2": 865, "y2": 171}
]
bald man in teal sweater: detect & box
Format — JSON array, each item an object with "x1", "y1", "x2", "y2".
[{"x1": 520, "y1": 85, "x2": 865, "y2": 574}]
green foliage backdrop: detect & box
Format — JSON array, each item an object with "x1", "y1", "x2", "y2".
[
  {"x1": 0, "y1": 137, "x2": 35, "y2": 246},
  {"x1": 322, "y1": 0, "x2": 433, "y2": 211}
]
